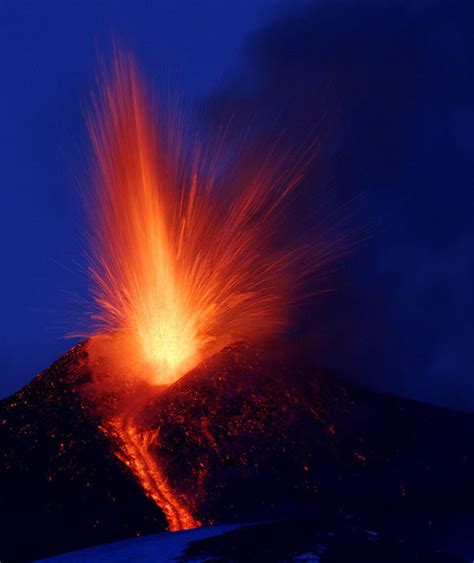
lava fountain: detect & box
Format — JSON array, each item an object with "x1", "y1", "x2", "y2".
[{"x1": 83, "y1": 50, "x2": 338, "y2": 531}]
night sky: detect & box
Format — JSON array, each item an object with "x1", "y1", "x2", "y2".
[
  {"x1": 1, "y1": 0, "x2": 473, "y2": 410},
  {"x1": 0, "y1": 0, "x2": 294, "y2": 397}
]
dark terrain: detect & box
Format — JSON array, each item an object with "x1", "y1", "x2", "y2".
[{"x1": 0, "y1": 341, "x2": 473, "y2": 561}]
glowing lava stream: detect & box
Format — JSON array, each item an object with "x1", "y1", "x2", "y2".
[{"x1": 108, "y1": 397, "x2": 198, "y2": 531}]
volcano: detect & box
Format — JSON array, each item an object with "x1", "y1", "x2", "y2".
[{"x1": 1, "y1": 342, "x2": 474, "y2": 561}]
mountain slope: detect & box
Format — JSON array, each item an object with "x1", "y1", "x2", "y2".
[{"x1": 0, "y1": 341, "x2": 473, "y2": 560}]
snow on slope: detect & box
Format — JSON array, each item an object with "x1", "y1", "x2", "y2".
[{"x1": 38, "y1": 524, "x2": 245, "y2": 562}]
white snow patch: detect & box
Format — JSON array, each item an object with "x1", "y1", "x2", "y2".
[{"x1": 37, "y1": 523, "x2": 245, "y2": 562}]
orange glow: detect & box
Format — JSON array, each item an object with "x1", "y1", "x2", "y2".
[
  {"x1": 103, "y1": 414, "x2": 199, "y2": 531},
  {"x1": 85, "y1": 51, "x2": 320, "y2": 386},
  {"x1": 85, "y1": 50, "x2": 334, "y2": 532}
]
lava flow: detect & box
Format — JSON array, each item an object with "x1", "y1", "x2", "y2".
[
  {"x1": 105, "y1": 396, "x2": 198, "y2": 531},
  {"x1": 84, "y1": 50, "x2": 334, "y2": 531}
]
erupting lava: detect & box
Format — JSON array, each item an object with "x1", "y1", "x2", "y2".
[{"x1": 84, "y1": 50, "x2": 333, "y2": 531}]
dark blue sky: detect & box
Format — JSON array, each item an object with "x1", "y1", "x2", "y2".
[
  {"x1": 1, "y1": 0, "x2": 473, "y2": 411},
  {"x1": 0, "y1": 0, "x2": 297, "y2": 396}
]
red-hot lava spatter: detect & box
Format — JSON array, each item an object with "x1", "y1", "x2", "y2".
[{"x1": 84, "y1": 50, "x2": 336, "y2": 531}]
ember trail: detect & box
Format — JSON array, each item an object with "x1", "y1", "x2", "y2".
[{"x1": 84, "y1": 51, "x2": 331, "y2": 531}]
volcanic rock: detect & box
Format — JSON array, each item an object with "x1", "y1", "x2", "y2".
[
  {"x1": 0, "y1": 341, "x2": 473, "y2": 560},
  {"x1": 0, "y1": 344, "x2": 165, "y2": 561}
]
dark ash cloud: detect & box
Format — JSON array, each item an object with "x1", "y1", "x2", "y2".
[{"x1": 201, "y1": 0, "x2": 474, "y2": 409}]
